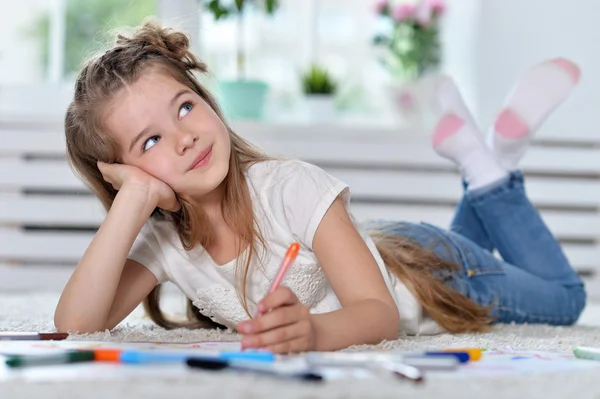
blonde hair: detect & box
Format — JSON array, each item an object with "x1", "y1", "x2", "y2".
[
  {"x1": 65, "y1": 20, "x2": 492, "y2": 333},
  {"x1": 65, "y1": 20, "x2": 269, "y2": 328}
]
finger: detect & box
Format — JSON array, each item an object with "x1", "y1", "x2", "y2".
[
  {"x1": 265, "y1": 336, "x2": 312, "y2": 354},
  {"x1": 96, "y1": 161, "x2": 116, "y2": 184},
  {"x1": 242, "y1": 319, "x2": 310, "y2": 350},
  {"x1": 96, "y1": 160, "x2": 113, "y2": 173},
  {"x1": 258, "y1": 286, "x2": 299, "y2": 313},
  {"x1": 241, "y1": 304, "x2": 306, "y2": 335},
  {"x1": 96, "y1": 161, "x2": 107, "y2": 175}
]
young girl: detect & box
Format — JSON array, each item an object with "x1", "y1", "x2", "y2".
[{"x1": 55, "y1": 21, "x2": 586, "y2": 353}]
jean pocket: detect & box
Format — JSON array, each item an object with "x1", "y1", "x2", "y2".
[
  {"x1": 454, "y1": 239, "x2": 506, "y2": 279},
  {"x1": 420, "y1": 222, "x2": 505, "y2": 278},
  {"x1": 448, "y1": 236, "x2": 508, "y2": 308}
]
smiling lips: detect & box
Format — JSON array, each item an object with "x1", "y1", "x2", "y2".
[{"x1": 190, "y1": 146, "x2": 213, "y2": 170}]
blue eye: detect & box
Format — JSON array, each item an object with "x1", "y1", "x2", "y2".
[
  {"x1": 143, "y1": 136, "x2": 160, "y2": 152},
  {"x1": 179, "y1": 101, "x2": 193, "y2": 119}
]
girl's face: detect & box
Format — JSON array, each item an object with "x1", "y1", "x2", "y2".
[{"x1": 104, "y1": 68, "x2": 231, "y2": 201}]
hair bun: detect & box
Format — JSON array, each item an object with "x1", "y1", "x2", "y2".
[{"x1": 115, "y1": 20, "x2": 204, "y2": 71}]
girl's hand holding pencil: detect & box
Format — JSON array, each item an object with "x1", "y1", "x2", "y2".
[
  {"x1": 238, "y1": 286, "x2": 316, "y2": 354},
  {"x1": 97, "y1": 161, "x2": 180, "y2": 212},
  {"x1": 237, "y1": 243, "x2": 316, "y2": 353}
]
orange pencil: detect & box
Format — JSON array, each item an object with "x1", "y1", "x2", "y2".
[
  {"x1": 254, "y1": 242, "x2": 300, "y2": 317},
  {"x1": 92, "y1": 349, "x2": 122, "y2": 362}
]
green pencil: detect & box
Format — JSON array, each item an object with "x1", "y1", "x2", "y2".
[{"x1": 5, "y1": 351, "x2": 95, "y2": 368}]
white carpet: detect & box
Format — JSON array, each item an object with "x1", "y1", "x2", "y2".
[{"x1": 3, "y1": 291, "x2": 600, "y2": 399}]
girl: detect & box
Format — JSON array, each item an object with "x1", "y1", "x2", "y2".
[{"x1": 55, "y1": 21, "x2": 586, "y2": 353}]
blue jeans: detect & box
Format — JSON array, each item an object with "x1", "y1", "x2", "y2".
[{"x1": 371, "y1": 171, "x2": 586, "y2": 326}]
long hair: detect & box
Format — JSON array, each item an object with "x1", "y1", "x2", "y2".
[
  {"x1": 370, "y1": 231, "x2": 493, "y2": 333},
  {"x1": 65, "y1": 20, "x2": 491, "y2": 333},
  {"x1": 64, "y1": 20, "x2": 269, "y2": 328}
]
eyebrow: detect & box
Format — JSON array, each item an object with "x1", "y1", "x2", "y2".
[{"x1": 128, "y1": 89, "x2": 192, "y2": 152}]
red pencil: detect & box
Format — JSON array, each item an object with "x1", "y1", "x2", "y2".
[
  {"x1": 0, "y1": 332, "x2": 69, "y2": 341},
  {"x1": 254, "y1": 242, "x2": 300, "y2": 317}
]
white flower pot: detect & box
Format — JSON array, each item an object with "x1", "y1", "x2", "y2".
[
  {"x1": 305, "y1": 95, "x2": 336, "y2": 124},
  {"x1": 386, "y1": 74, "x2": 439, "y2": 131}
]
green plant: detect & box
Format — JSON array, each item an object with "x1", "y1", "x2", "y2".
[
  {"x1": 373, "y1": 0, "x2": 445, "y2": 81},
  {"x1": 26, "y1": 0, "x2": 155, "y2": 79},
  {"x1": 203, "y1": 0, "x2": 279, "y2": 80},
  {"x1": 301, "y1": 65, "x2": 337, "y2": 95}
]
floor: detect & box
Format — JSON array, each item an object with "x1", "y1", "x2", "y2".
[
  {"x1": 3, "y1": 264, "x2": 600, "y2": 398},
  {"x1": 2, "y1": 263, "x2": 600, "y2": 326},
  {"x1": 3, "y1": 290, "x2": 600, "y2": 398}
]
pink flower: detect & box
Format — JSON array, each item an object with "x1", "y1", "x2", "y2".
[
  {"x1": 429, "y1": 0, "x2": 445, "y2": 15},
  {"x1": 391, "y1": 3, "x2": 416, "y2": 22},
  {"x1": 415, "y1": 1, "x2": 433, "y2": 26},
  {"x1": 374, "y1": 0, "x2": 388, "y2": 14}
]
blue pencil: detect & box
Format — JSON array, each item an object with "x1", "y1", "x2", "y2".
[{"x1": 116, "y1": 350, "x2": 275, "y2": 364}]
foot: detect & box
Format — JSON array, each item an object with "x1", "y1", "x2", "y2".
[
  {"x1": 432, "y1": 78, "x2": 507, "y2": 190},
  {"x1": 432, "y1": 75, "x2": 479, "y2": 128},
  {"x1": 489, "y1": 58, "x2": 580, "y2": 170}
]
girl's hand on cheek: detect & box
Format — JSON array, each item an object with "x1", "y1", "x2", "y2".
[
  {"x1": 237, "y1": 287, "x2": 316, "y2": 354},
  {"x1": 97, "y1": 161, "x2": 180, "y2": 212}
]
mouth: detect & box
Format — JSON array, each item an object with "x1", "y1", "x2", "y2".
[{"x1": 189, "y1": 146, "x2": 213, "y2": 171}]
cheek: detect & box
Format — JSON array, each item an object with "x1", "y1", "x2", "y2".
[
  {"x1": 142, "y1": 153, "x2": 176, "y2": 181},
  {"x1": 218, "y1": 129, "x2": 231, "y2": 154}
]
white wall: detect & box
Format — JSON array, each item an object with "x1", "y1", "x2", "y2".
[
  {"x1": 156, "y1": 0, "x2": 201, "y2": 54},
  {"x1": 475, "y1": 0, "x2": 599, "y2": 140},
  {"x1": 440, "y1": 0, "x2": 482, "y2": 120}
]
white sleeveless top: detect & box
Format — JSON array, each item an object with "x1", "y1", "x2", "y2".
[{"x1": 128, "y1": 159, "x2": 443, "y2": 335}]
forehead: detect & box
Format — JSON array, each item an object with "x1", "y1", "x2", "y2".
[
  {"x1": 116, "y1": 69, "x2": 186, "y2": 107},
  {"x1": 103, "y1": 69, "x2": 187, "y2": 144}
]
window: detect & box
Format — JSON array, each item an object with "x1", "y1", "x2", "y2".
[
  {"x1": 2, "y1": 0, "x2": 473, "y2": 126},
  {"x1": 197, "y1": 0, "x2": 390, "y2": 119},
  {"x1": 1, "y1": 0, "x2": 156, "y2": 84}
]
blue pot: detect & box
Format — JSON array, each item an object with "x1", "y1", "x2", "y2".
[{"x1": 217, "y1": 80, "x2": 269, "y2": 120}]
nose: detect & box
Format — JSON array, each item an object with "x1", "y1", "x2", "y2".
[{"x1": 175, "y1": 129, "x2": 198, "y2": 154}]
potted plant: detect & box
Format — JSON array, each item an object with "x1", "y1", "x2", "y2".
[
  {"x1": 373, "y1": 0, "x2": 444, "y2": 81},
  {"x1": 372, "y1": 0, "x2": 445, "y2": 127},
  {"x1": 203, "y1": 0, "x2": 279, "y2": 120},
  {"x1": 301, "y1": 64, "x2": 337, "y2": 123}
]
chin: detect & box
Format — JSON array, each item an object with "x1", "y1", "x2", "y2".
[{"x1": 186, "y1": 162, "x2": 230, "y2": 199}]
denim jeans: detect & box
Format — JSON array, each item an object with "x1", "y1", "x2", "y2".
[{"x1": 369, "y1": 171, "x2": 586, "y2": 326}]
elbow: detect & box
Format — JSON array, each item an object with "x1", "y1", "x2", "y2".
[
  {"x1": 54, "y1": 315, "x2": 105, "y2": 335},
  {"x1": 383, "y1": 326, "x2": 399, "y2": 342},
  {"x1": 382, "y1": 301, "x2": 401, "y2": 341},
  {"x1": 53, "y1": 297, "x2": 109, "y2": 334}
]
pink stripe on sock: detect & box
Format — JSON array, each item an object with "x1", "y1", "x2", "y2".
[
  {"x1": 552, "y1": 58, "x2": 581, "y2": 84},
  {"x1": 494, "y1": 108, "x2": 529, "y2": 139},
  {"x1": 433, "y1": 114, "x2": 464, "y2": 147}
]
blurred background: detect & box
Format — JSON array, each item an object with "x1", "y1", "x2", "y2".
[
  {"x1": 2, "y1": 0, "x2": 600, "y2": 321},
  {"x1": 1, "y1": 0, "x2": 596, "y2": 134}
]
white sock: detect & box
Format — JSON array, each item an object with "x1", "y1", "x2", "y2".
[
  {"x1": 433, "y1": 76, "x2": 479, "y2": 128},
  {"x1": 432, "y1": 77, "x2": 507, "y2": 190},
  {"x1": 489, "y1": 58, "x2": 580, "y2": 170}
]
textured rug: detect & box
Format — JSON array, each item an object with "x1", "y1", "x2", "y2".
[{"x1": 2, "y1": 291, "x2": 600, "y2": 399}]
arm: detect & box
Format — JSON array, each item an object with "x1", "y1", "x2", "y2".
[
  {"x1": 105, "y1": 258, "x2": 158, "y2": 330},
  {"x1": 309, "y1": 198, "x2": 400, "y2": 350},
  {"x1": 54, "y1": 186, "x2": 159, "y2": 333},
  {"x1": 238, "y1": 197, "x2": 400, "y2": 352}
]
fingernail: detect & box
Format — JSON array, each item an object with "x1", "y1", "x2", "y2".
[
  {"x1": 242, "y1": 338, "x2": 252, "y2": 347},
  {"x1": 239, "y1": 323, "x2": 252, "y2": 333}
]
